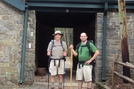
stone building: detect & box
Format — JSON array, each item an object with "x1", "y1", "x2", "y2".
[{"x1": 0, "y1": 0, "x2": 134, "y2": 86}]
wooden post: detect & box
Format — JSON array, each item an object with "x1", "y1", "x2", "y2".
[
  {"x1": 70, "y1": 48, "x2": 73, "y2": 89},
  {"x1": 118, "y1": 0, "x2": 131, "y2": 83},
  {"x1": 112, "y1": 55, "x2": 119, "y2": 85}
]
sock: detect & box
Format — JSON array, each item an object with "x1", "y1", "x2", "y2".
[
  {"x1": 59, "y1": 83, "x2": 62, "y2": 88},
  {"x1": 51, "y1": 82, "x2": 54, "y2": 88}
]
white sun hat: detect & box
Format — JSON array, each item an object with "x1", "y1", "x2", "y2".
[{"x1": 53, "y1": 30, "x2": 63, "y2": 36}]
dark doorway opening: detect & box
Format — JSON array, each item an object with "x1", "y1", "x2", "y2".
[{"x1": 35, "y1": 11, "x2": 96, "y2": 75}]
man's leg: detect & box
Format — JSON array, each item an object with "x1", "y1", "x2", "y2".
[
  {"x1": 76, "y1": 64, "x2": 83, "y2": 89},
  {"x1": 58, "y1": 74, "x2": 63, "y2": 89},
  {"x1": 87, "y1": 81, "x2": 92, "y2": 89},
  {"x1": 58, "y1": 60, "x2": 65, "y2": 89},
  {"x1": 83, "y1": 65, "x2": 93, "y2": 89},
  {"x1": 78, "y1": 80, "x2": 83, "y2": 89},
  {"x1": 49, "y1": 60, "x2": 57, "y2": 89},
  {"x1": 50, "y1": 75, "x2": 55, "y2": 89}
]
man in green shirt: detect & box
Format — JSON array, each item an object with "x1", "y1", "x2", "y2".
[{"x1": 70, "y1": 32, "x2": 99, "y2": 89}]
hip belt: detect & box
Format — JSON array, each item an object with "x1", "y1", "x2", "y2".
[
  {"x1": 50, "y1": 58, "x2": 65, "y2": 67},
  {"x1": 78, "y1": 61, "x2": 85, "y2": 68},
  {"x1": 78, "y1": 61, "x2": 92, "y2": 68}
]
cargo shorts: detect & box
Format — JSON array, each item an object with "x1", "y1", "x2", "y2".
[
  {"x1": 49, "y1": 60, "x2": 65, "y2": 75},
  {"x1": 76, "y1": 64, "x2": 93, "y2": 82}
]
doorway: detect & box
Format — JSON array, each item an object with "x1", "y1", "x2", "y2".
[{"x1": 35, "y1": 12, "x2": 96, "y2": 82}]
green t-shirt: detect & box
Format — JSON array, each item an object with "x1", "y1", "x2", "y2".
[{"x1": 76, "y1": 42, "x2": 97, "y2": 62}]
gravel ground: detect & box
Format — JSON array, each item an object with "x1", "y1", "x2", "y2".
[
  {"x1": 111, "y1": 83, "x2": 134, "y2": 89},
  {"x1": 109, "y1": 77, "x2": 134, "y2": 89}
]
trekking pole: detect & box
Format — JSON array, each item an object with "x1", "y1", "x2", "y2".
[
  {"x1": 48, "y1": 56, "x2": 51, "y2": 89},
  {"x1": 63, "y1": 57, "x2": 66, "y2": 89},
  {"x1": 48, "y1": 68, "x2": 49, "y2": 89},
  {"x1": 48, "y1": 65, "x2": 49, "y2": 89},
  {"x1": 70, "y1": 48, "x2": 73, "y2": 89}
]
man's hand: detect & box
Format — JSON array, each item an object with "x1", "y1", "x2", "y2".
[
  {"x1": 69, "y1": 44, "x2": 74, "y2": 49},
  {"x1": 85, "y1": 59, "x2": 92, "y2": 65},
  {"x1": 69, "y1": 44, "x2": 78, "y2": 57},
  {"x1": 63, "y1": 52, "x2": 67, "y2": 56},
  {"x1": 47, "y1": 51, "x2": 51, "y2": 56}
]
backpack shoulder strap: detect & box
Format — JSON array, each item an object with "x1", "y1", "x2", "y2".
[
  {"x1": 51, "y1": 40, "x2": 54, "y2": 51},
  {"x1": 86, "y1": 40, "x2": 94, "y2": 50},
  {"x1": 60, "y1": 40, "x2": 65, "y2": 51},
  {"x1": 86, "y1": 41, "x2": 90, "y2": 50},
  {"x1": 76, "y1": 42, "x2": 81, "y2": 52},
  {"x1": 51, "y1": 40, "x2": 65, "y2": 51}
]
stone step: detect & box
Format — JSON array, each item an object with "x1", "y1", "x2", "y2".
[
  {"x1": 34, "y1": 75, "x2": 96, "y2": 88},
  {"x1": 34, "y1": 75, "x2": 87, "y2": 87},
  {"x1": 34, "y1": 82, "x2": 88, "y2": 87}
]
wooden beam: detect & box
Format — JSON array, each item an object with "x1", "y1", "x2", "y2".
[
  {"x1": 115, "y1": 61, "x2": 134, "y2": 69},
  {"x1": 114, "y1": 71, "x2": 134, "y2": 84}
]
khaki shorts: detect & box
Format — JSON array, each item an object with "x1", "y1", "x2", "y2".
[
  {"x1": 49, "y1": 60, "x2": 65, "y2": 75},
  {"x1": 76, "y1": 64, "x2": 93, "y2": 82}
]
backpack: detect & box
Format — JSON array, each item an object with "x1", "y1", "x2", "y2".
[
  {"x1": 50, "y1": 40, "x2": 66, "y2": 61},
  {"x1": 51, "y1": 40, "x2": 64, "y2": 51},
  {"x1": 76, "y1": 40, "x2": 96, "y2": 66}
]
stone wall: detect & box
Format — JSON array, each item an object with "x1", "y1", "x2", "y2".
[
  {"x1": 95, "y1": 11, "x2": 134, "y2": 83},
  {"x1": 0, "y1": 1, "x2": 24, "y2": 86},
  {"x1": 0, "y1": 1, "x2": 36, "y2": 85}
]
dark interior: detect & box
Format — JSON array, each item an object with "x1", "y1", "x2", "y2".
[{"x1": 35, "y1": 11, "x2": 96, "y2": 73}]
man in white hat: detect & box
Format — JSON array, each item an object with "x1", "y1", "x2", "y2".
[{"x1": 47, "y1": 30, "x2": 67, "y2": 89}]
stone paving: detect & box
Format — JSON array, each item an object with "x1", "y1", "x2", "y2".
[
  {"x1": 0, "y1": 84, "x2": 82, "y2": 89},
  {"x1": 0, "y1": 72, "x2": 96, "y2": 89},
  {"x1": 0, "y1": 82, "x2": 90, "y2": 89},
  {"x1": 0, "y1": 83, "x2": 95, "y2": 89}
]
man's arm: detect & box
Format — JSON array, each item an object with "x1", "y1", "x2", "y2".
[
  {"x1": 90, "y1": 50, "x2": 99, "y2": 61},
  {"x1": 70, "y1": 44, "x2": 78, "y2": 57},
  {"x1": 85, "y1": 50, "x2": 99, "y2": 64},
  {"x1": 72, "y1": 49, "x2": 78, "y2": 57},
  {"x1": 63, "y1": 41, "x2": 67, "y2": 56},
  {"x1": 47, "y1": 42, "x2": 52, "y2": 56}
]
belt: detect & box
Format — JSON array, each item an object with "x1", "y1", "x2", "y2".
[
  {"x1": 50, "y1": 58, "x2": 65, "y2": 67},
  {"x1": 78, "y1": 61, "x2": 85, "y2": 68}
]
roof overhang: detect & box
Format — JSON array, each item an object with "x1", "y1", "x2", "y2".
[
  {"x1": 27, "y1": 0, "x2": 134, "y2": 12},
  {"x1": 4, "y1": 0, "x2": 26, "y2": 11},
  {"x1": 3, "y1": 0, "x2": 134, "y2": 12}
]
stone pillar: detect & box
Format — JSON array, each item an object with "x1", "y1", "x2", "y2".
[
  {"x1": 95, "y1": 13, "x2": 103, "y2": 82},
  {"x1": 95, "y1": 12, "x2": 121, "y2": 82},
  {"x1": 24, "y1": 11, "x2": 36, "y2": 84},
  {"x1": 0, "y1": 1, "x2": 24, "y2": 86}
]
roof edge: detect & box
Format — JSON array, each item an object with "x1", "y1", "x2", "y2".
[{"x1": 4, "y1": 0, "x2": 25, "y2": 11}]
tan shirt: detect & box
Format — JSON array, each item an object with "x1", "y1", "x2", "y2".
[{"x1": 47, "y1": 40, "x2": 67, "y2": 59}]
